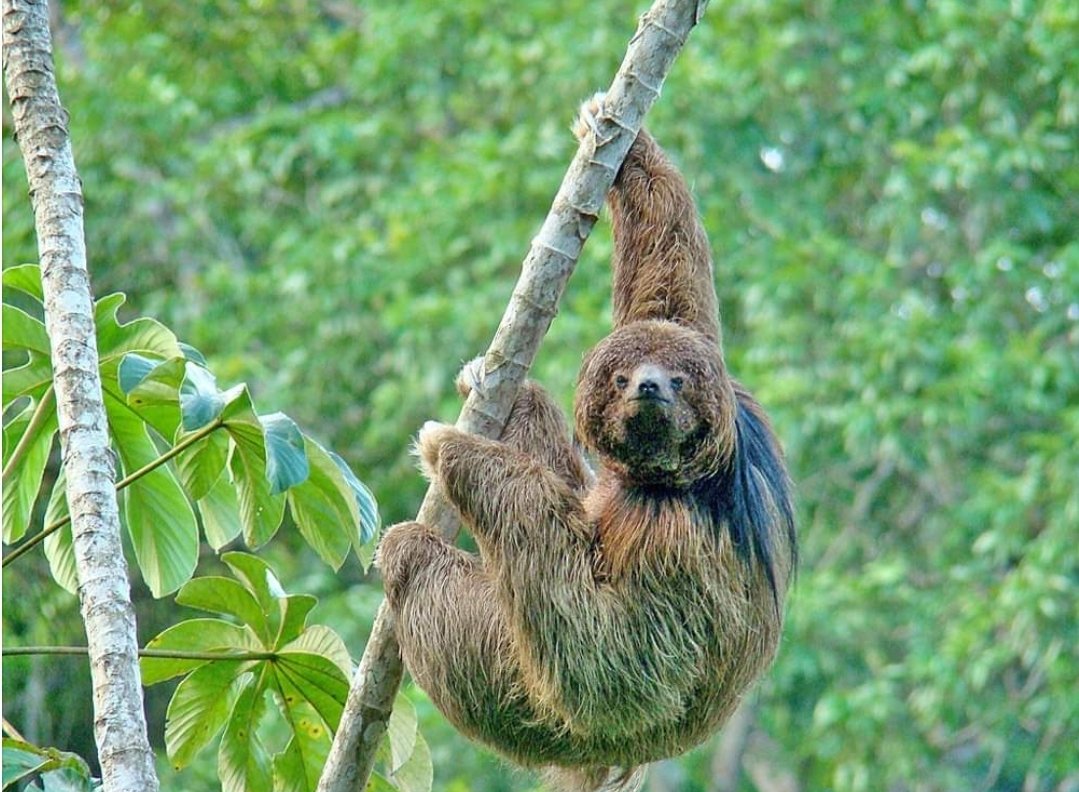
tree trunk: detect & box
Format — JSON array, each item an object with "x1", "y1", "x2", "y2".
[
  {"x1": 2, "y1": 1, "x2": 159, "y2": 790},
  {"x1": 317, "y1": 1, "x2": 710, "y2": 790}
]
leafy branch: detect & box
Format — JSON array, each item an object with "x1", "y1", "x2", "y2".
[{"x1": 2, "y1": 415, "x2": 226, "y2": 569}]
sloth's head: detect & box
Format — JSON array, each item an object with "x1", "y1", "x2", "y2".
[{"x1": 575, "y1": 320, "x2": 737, "y2": 488}]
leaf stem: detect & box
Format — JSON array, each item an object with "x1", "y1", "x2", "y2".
[
  {"x1": 114, "y1": 415, "x2": 225, "y2": 491},
  {"x1": 3, "y1": 645, "x2": 277, "y2": 662},
  {"x1": 2, "y1": 416, "x2": 225, "y2": 569},
  {"x1": 1, "y1": 385, "x2": 55, "y2": 481}
]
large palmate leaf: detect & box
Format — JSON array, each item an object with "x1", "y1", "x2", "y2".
[{"x1": 146, "y1": 554, "x2": 358, "y2": 792}]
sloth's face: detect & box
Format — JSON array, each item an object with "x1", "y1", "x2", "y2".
[
  {"x1": 602, "y1": 360, "x2": 701, "y2": 477},
  {"x1": 575, "y1": 321, "x2": 735, "y2": 487}
]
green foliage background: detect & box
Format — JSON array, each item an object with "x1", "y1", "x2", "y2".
[{"x1": 4, "y1": 0, "x2": 1077, "y2": 790}]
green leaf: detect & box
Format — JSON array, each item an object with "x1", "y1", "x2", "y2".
[
  {"x1": 195, "y1": 471, "x2": 243, "y2": 550},
  {"x1": 275, "y1": 595, "x2": 317, "y2": 649},
  {"x1": 175, "y1": 578, "x2": 271, "y2": 644},
  {"x1": 94, "y1": 292, "x2": 182, "y2": 371},
  {"x1": 275, "y1": 652, "x2": 349, "y2": 732},
  {"x1": 286, "y1": 439, "x2": 357, "y2": 571},
  {"x1": 177, "y1": 428, "x2": 229, "y2": 503},
  {"x1": 1, "y1": 304, "x2": 49, "y2": 355},
  {"x1": 222, "y1": 388, "x2": 286, "y2": 547},
  {"x1": 221, "y1": 551, "x2": 283, "y2": 616},
  {"x1": 118, "y1": 352, "x2": 167, "y2": 395},
  {"x1": 282, "y1": 625, "x2": 352, "y2": 679},
  {"x1": 0, "y1": 739, "x2": 95, "y2": 792},
  {"x1": 42, "y1": 471, "x2": 77, "y2": 595},
  {"x1": 387, "y1": 728, "x2": 432, "y2": 792},
  {"x1": 179, "y1": 341, "x2": 208, "y2": 366},
  {"x1": 165, "y1": 660, "x2": 244, "y2": 770},
  {"x1": 2, "y1": 741, "x2": 48, "y2": 787},
  {"x1": 2, "y1": 263, "x2": 45, "y2": 302},
  {"x1": 104, "y1": 390, "x2": 198, "y2": 597},
  {"x1": 261, "y1": 412, "x2": 309, "y2": 495},
  {"x1": 119, "y1": 353, "x2": 184, "y2": 439},
  {"x1": 180, "y1": 363, "x2": 225, "y2": 431},
  {"x1": 385, "y1": 694, "x2": 417, "y2": 775},
  {"x1": 270, "y1": 701, "x2": 329, "y2": 792},
  {"x1": 271, "y1": 737, "x2": 306, "y2": 792},
  {"x1": 2, "y1": 398, "x2": 57, "y2": 543},
  {"x1": 219, "y1": 677, "x2": 271, "y2": 792},
  {"x1": 1, "y1": 353, "x2": 53, "y2": 407},
  {"x1": 142, "y1": 618, "x2": 256, "y2": 685},
  {"x1": 329, "y1": 450, "x2": 381, "y2": 546},
  {"x1": 366, "y1": 772, "x2": 397, "y2": 792}
]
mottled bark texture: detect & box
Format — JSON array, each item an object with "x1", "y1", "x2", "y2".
[
  {"x1": 317, "y1": 2, "x2": 710, "y2": 791},
  {"x1": 2, "y1": 1, "x2": 159, "y2": 790}
]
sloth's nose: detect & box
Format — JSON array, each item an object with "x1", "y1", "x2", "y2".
[{"x1": 637, "y1": 379, "x2": 660, "y2": 397}]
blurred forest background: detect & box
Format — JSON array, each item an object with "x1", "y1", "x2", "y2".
[{"x1": 3, "y1": 0, "x2": 1077, "y2": 790}]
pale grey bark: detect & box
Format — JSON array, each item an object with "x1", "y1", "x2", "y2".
[
  {"x1": 317, "y1": 1, "x2": 710, "y2": 790},
  {"x1": 2, "y1": 1, "x2": 159, "y2": 790}
]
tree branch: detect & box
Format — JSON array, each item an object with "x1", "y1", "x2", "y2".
[
  {"x1": 2, "y1": 1, "x2": 159, "y2": 789},
  {"x1": 3, "y1": 645, "x2": 278, "y2": 662},
  {"x1": 316, "y1": 2, "x2": 710, "y2": 790}
]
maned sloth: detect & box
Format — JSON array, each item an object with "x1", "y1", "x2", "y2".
[{"x1": 377, "y1": 95, "x2": 797, "y2": 791}]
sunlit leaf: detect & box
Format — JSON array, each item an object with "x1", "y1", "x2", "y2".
[
  {"x1": 142, "y1": 618, "x2": 256, "y2": 685},
  {"x1": 42, "y1": 470, "x2": 76, "y2": 595},
  {"x1": 104, "y1": 390, "x2": 198, "y2": 597},
  {"x1": 219, "y1": 676, "x2": 271, "y2": 792},
  {"x1": 286, "y1": 439, "x2": 356, "y2": 570},
  {"x1": 387, "y1": 728, "x2": 432, "y2": 792},
  {"x1": 175, "y1": 578, "x2": 271, "y2": 643},
  {"x1": 2, "y1": 397, "x2": 57, "y2": 543},
  {"x1": 164, "y1": 660, "x2": 244, "y2": 770},
  {"x1": 282, "y1": 625, "x2": 352, "y2": 679},
  {"x1": 384, "y1": 693, "x2": 417, "y2": 775},
  {"x1": 221, "y1": 551, "x2": 284, "y2": 624},
  {"x1": 1, "y1": 304, "x2": 49, "y2": 355},
  {"x1": 195, "y1": 470, "x2": 243, "y2": 549},
  {"x1": 1, "y1": 263, "x2": 45, "y2": 302},
  {"x1": 275, "y1": 595, "x2": 317, "y2": 649},
  {"x1": 221, "y1": 388, "x2": 285, "y2": 547},
  {"x1": 119, "y1": 353, "x2": 184, "y2": 438},
  {"x1": 177, "y1": 429, "x2": 230, "y2": 503}
]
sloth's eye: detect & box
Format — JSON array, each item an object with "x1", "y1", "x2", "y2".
[
  {"x1": 670, "y1": 377, "x2": 684, "y2": 392},
  {"x1": 615, "y1": 375, "x2": 629, "y2": 389}
]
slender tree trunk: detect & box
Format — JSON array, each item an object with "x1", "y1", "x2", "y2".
[
  {"x1": 2, "y1": 2, "x2": 159, "y2": 790},
  {"x1": 317, "y1": 1, "x2": 710, "y2": 790}
]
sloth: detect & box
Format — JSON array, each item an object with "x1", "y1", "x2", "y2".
[{"x1": 377, "y1": 95, "x2": 796, "y2": 791}]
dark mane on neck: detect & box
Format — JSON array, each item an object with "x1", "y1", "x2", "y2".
[{"x1": 691, "y1": 396, "x2": 796, "y2": 612}]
